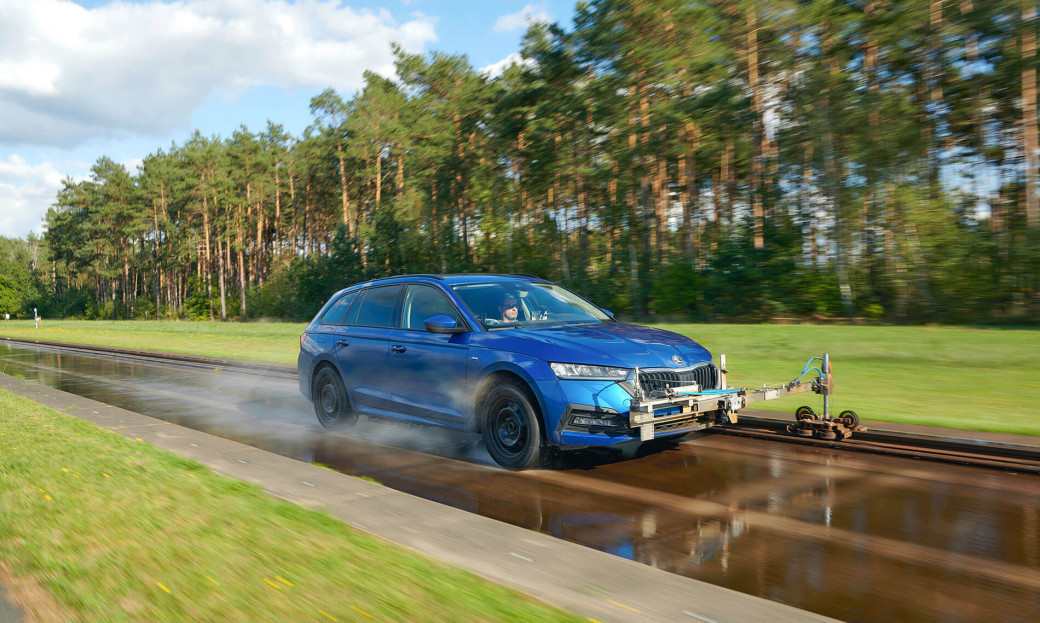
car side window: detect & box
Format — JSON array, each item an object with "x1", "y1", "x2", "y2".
[
  {"x1": 319, "y1": 291, "x2": 358, "y2": 325},
  {"x1": 352, "y1": 285, "x2": 403, "y2": 328},
  {"x1": 400, "y1": 285, "x2": 463, "y2": 330}
]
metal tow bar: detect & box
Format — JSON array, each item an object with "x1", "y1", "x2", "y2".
[{"x1": 627, "y1": 352, "x2": 862, "y2": 441}]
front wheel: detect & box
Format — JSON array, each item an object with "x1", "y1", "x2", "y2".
[
  {"x1": 312, "y1": 367, "x2": 358, "y2": 429},
  {"x1": 481, "y1": 382, "x2": 544, "y2": 470}
]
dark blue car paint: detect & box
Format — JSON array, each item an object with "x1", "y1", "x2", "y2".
[{"x1": 298, "y1": 274, "x2": 715, "y2": 449}]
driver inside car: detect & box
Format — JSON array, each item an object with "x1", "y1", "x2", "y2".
[
  {"x1": 498, "y1": 292, "x2": 520, "y2": 323},
  {"x1": 485, "y1": 291, "x2": 520, "y2": 326}
]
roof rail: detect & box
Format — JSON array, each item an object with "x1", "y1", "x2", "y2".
[
  {"x1": 509, "y1": 273, "x2": 544, "y2": 280},
  {"x1": 368, "y1": 274, "x2": 446, "y2": 282}
]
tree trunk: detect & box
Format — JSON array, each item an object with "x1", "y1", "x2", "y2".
[
  {"x1": 304, "y1": 181, "x2": 312, "y2": 256},
  {"x1": 804, "y1": 142, "x2": 819, "y2": 267},
  {"x1": 747, "y1": 5, "x2": 765, "y2": 249},
  {"x1": 202, "y1": 193, "x2": 215, "y2": 322},
  {"x1": 256, "y1": 185, "x2": 265, "y2": 286},
  {"x1": 680, "y1": 121, "x2": 699, "y2": 263},
  {"x1": 921, "y1": 0, "x2": 944, "y2": 197},
  {"x1": 576, "y1": 114, "x2": 590, "y2": 276},
  {"x1": 1024, "y1": 2, "x2": 1039, "y2": 228},
  {"x1": 375, "y1": 152, "x2": 382, "y2": 210},
  {"x1": 338, "y1": 143, "x2": 350, "y2": 233},
  {"x1": 122, "y1": 243, "x2": 129, "y2": 309},
  {"x1": 723, "y1": 136, "x2": 735, "y2": 226},
  {"x1": 819, "y1": 100, "x2": 855, "y2": 318},
  {"x1": 865, "y1": 2, "x2": 881, "y2": 296},
  {"x1": 152, "y1": 198, "x2": 162, "y2": 313},
  {"x1": 653, "y1": 149, "x2": 667, "y2": 263},
  {"x1": 237, "y1": 232, "x2": 247, "y2": 318},
  {"x1": 217, "y1": 236, "x2": 227, "y2": 321},
  {"x1": 274, "y1": 165, "x2": 282, "y2": 254},
  {"x1": 396, "y1": 153, "x2": 404, "y2": 199}
]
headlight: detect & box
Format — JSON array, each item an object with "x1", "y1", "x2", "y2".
[{"x1": 550, "y1": 362, "x2": 630, "y2": 380}]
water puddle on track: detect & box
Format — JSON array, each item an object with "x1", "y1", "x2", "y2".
[{"x1": 2, "y1": 341, "x2": 1039, "y2": 622}]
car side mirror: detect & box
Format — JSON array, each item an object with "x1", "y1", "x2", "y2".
[
  {"x1": 601, "y1": 308, "x2": 615, "y2": 319},
  {"x1": 424, "y1": 315, "x2": 467, "y2": 334}
]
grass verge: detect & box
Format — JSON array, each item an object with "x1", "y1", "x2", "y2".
[
  {"x1": 3, "y1": 319, "x2": 1039, "y2": 436},
  {"x1": 0, "y1": 388, "x2": 583, "y2": 623},
  {"x1": 0, "y1": 320, "x2": 304, "y2": 364},
  {"x1": 656, "y1": 323, "x2": 1040, "y2": 436}
]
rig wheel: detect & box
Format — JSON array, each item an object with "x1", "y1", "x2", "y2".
[
  {"x1": 795, "y1": 405, "x2": 817, "y2": 422},
  {"x1": 838, "y1": 410, "x2": 860, "y2": 429}
]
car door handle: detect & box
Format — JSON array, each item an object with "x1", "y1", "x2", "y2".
[
  {"x1": 336, "y1": 339, "x2": 350, "y2": 347},
  {"x1": 390, "y1": 345, "x2": 407, "y2": 354}
]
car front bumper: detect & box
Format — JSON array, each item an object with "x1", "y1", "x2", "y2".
[{"x1": 535, "y1": 378, "x2": 723, "y2": 448}]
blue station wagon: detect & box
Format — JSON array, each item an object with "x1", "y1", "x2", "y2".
[{"x1": 298, "y1": 274, "x2": 723, "y2": 469}]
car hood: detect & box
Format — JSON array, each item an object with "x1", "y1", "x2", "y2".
[{"x1": 475, "y1": 322, "x2": 713, "y2": 369}]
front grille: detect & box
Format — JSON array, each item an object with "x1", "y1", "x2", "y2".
[{"x1": 638, "y1": 364, "x2": 719, "y2": 393}]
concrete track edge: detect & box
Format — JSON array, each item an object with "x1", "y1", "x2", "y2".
[
  {"x1": 0, "y1": 583, "x2": 19, "y2": 623},
  {"x1": 0, "y1": 372, "x2": 836, "y2": 623}
]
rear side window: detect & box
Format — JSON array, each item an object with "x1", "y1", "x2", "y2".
[
  {"x1": 352, "y1": 285, "x2": 403, "y2": 327},
  {"x1": 319, "y1": 291, "x2": 358, "y2": 325},
  {"x1": 400, "y1": 285, "x2": 464, "y2": 330}
]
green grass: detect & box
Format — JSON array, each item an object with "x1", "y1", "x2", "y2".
[
  {"x1": 0, "y1": 389, "x2": 583, "y2": 622},
  {"x1": 653, "y1": 324, "x2": 1040, "y2": 436},
  {"x1": 3, "y1": 319, "x2": 1039, "y2": 436}
]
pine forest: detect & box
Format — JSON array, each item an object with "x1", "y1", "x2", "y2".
[{"x1": 4, "y1": 0, "x2": 1040, "y2": 324}]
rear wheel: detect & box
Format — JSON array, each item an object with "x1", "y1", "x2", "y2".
[
  {"x1": 312, "y1": 366, "x2": 358, "y2": 428},
  {"x1": 481, "y1": 382, "x2": 544, "y2": 470}
]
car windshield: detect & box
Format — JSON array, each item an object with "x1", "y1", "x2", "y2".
[{"x1": 452, "y1": 280, "x2": 611, "y2": 330}]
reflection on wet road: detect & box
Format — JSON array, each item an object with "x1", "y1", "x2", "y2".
[{"x1": 2, "y1": 341, "x2": 1038, "y2": 622}]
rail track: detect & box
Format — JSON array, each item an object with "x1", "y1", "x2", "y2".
[
  {"x1": 4, "y1": 335, "x2": 1039, "y2": 474},
  {"x1": 718, "y1": 416, "x2": 1040, "y2": 474}
]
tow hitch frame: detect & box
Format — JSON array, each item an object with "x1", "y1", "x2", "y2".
[{"x1": 627, "y1": 352, "x2": 862, "y2": 441}]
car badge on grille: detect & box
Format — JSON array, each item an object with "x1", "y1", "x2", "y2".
[{"x1": 671, "y1": 355, "x2": 683, "y2": 366}]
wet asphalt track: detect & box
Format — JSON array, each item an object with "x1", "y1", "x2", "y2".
[{"x1": 2, "y1": 341, "x2": 1039, "y2": 622}]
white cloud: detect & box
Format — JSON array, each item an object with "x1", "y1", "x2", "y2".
[
  {"x1": 0, "y1": 156, "x2": 63, "y2": 187},
  {"x1": 480, "y1": 53, "x2": 534, "y2": 78},
  {"x1": 122, "y1": 157, "x2": 144, "y2": 175},
  {"x1": 0, "y1": 0, "x2": 439, "y2": 149},
  {"x1": 493, "y1": 4, "x2": 550, "y2": 33},
  {"x1": 0, "y1": 59, "x2": 63, "y2": 96},
  {"x1": 0, "y1": 155, "x2": 66, "y2": 237}
]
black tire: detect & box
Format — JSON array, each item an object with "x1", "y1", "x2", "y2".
[
  {"x1": 312, "y1": 366, "x2": 357, "y2": 429},
  {"x1": 481, "y1": 382, "x2": 544, "y2": 470},
  {"x1": 839, "y1": 410, "x2": 860, "y2": 429}
]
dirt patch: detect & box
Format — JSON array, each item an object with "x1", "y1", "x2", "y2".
[{"x1": 0, "y1": 562, "x2": 71, "y2": 623}]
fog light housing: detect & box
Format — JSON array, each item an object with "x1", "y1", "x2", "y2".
[
  {"x1": 566, "y1": 406, "x2": 625, "y2": 430},
  {"x1": 572, "y1": 415, "x2": 621, "y2": 427}
]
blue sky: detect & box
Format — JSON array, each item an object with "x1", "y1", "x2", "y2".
[{"x1": 0, "y1": 0, "x2": 578, "y2": 238}]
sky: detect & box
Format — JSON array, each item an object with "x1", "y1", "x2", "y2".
[{"x1": 0, "y1": 0, "x2": 577, "y2": 239}]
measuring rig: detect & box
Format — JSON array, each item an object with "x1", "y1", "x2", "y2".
[{"x1": 627, "y1": 353, "x2": 862, "y2": 441}]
